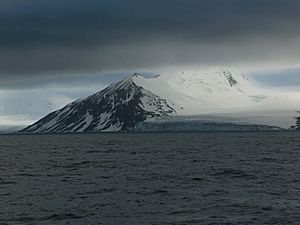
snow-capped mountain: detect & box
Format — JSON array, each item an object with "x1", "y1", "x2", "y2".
[
  {"x1": 21, "y1": 69, "x2": 300, "y2": 133},
  {"x1": 21, "y1": 73, "x2": 175, "y2": 133}
]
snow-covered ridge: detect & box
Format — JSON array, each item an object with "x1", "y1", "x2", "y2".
[
  {"x1": 132, "y1": 69, "x2": 259, "y2": 113},
  {"x1": 133, "y1": 70, "x2": 300, "y2": 128}
]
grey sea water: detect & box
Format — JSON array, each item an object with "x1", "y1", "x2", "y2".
[{"x1": 1, "y1": 132, "x2": 300, "y2": 225}]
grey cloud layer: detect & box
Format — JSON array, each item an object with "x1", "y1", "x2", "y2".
[{"x1": 1, "y1": 0, "x2": 300, "y2": 80}]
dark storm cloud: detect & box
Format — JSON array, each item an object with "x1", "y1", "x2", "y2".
[{"x1": 1, "y1": 0, "x2": 300, "y2": 82}]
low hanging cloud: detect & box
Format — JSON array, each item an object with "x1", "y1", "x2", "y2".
[{"x1": 1, "y1": 0, "x2": 300, "y2": 86}]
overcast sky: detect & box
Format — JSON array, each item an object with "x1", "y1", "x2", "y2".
[{"x1": 1, "y1": 0, "x2": 300, "y2": 126}]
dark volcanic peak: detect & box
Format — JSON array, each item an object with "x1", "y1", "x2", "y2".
[{"x1": 21, "y1": 74, "x2": 175, "y2": 133}]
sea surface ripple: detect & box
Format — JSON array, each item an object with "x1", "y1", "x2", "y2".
[{"x1": 1, "y1": 132, "x2": 300, "y2": 224}]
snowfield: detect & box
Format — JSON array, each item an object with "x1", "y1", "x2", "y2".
[{"x1": 133, "y1": 69, "x2": 300, "y2": 129}]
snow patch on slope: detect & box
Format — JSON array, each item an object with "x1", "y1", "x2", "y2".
[{"x1": 74, "y1": 113, "x2": 94, "y2": 132}]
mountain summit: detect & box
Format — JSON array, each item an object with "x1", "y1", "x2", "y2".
[{"x1": 21, "y1": 69, "x2": 300, "y2": 133}]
